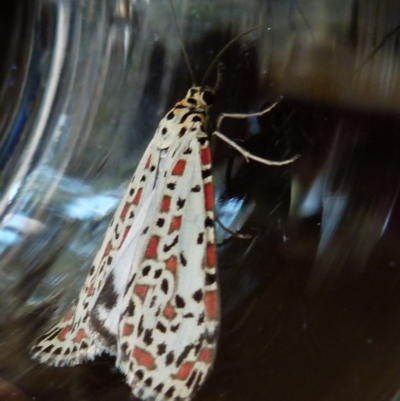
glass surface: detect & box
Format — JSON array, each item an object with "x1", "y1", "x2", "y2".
[{"x1": 1, "y1": 0, "x2": 400, "y2": 400}]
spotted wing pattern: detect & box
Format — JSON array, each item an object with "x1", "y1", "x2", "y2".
[
  {"x1": 31, "y1": 87, "x2": 219, "y2": 401},
  {"x1": 31, "y1": 135, "x2": 160, "y2": 365}
]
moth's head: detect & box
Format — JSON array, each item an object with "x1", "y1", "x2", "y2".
[{"x1": 184, "y1": 86, "x2": 215, "y2": 109}]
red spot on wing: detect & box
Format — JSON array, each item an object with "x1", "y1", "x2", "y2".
[
  {"x1": 123, "y1": 324, "x2": 134, "y2": 336},
  {"x1": 205, "y1": 291, "x2": 217, "y2": 320},
  {"x1": 169, "y1": 216, "x2": 182, "y2": 233},
  {"x1": 166, "y1": 256, "x2": 177, "y2": 273},
  {"x1": 145, "y1": 155, "x2": 152, "y2": 169},
  {"x1": 104, "y1": 241, "x2": 113, "y2": 257},
  {"x1": 121, "y1": 226, "x2": 131, "y2": 246},
  {"x1": 163, "y1": 303, "x2": 177, "y2": 320},
  {"x1": 86, "y1": 285, "x2": 95, "y2": 296},
  {"x1": 132, "y1": 347, "x2": 156, "y2": 370},
  {"x1": 198, "y1": 348, "x2": 213, "y2": 364},
  {"x1": 62, "y1": 309, "x2": 74, "y2": 322},
  {"x1": 172, "y1": 159, "x2": 186, "y2": 176},
  {"x1": 201, "y1": 147, "x2": 211, "y2": 165},
  {"x1": 203, "y1": 182, "x2": 214, "y2": 211},
  {"x1": 73, "y1": 329, "x2": 88, "y2": 343},
  {"x1": 133, "y1": 188, "x2": 143, "y2": 205},
  {"x1": 134, "y1": 285, "x2": 149, "y2": 299},
  {"x1": 176, "y1": 362, "x2": 194, "y2": 380},
  {"x1": 206, "y1": 243, "x2": 216, "y2": 267},
  {"x1": 160, "y1": 196, "x2": 171, "y2": 212},
  {"x1": 57, "y1": 326, "x2": 71, "y2": 341},
  {"x1": 120, "y1": 202, "x2": 131, "y2": 221},
  {"x1": 145, "y1": 236, "x2": 160, "y2": 259}
]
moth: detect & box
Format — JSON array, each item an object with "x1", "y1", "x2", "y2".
[{"x1": 31, "y1": 10, "x2": 298, "y2": 401}]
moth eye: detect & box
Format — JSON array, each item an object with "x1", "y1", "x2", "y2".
[{"x1": 202, "y1": 90, "x2": 214, "y2": 106}]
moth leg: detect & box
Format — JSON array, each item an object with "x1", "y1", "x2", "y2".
[
  {"x1": 213, "y1": 100, "x2": 300, "y2": 166},
  {"x1": 215, "y1": 215, "x2": 251, "y2": 240}
]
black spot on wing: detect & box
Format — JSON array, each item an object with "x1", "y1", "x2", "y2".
[
  {"x1": 154, "y1": 383, "x2": 164, "y2": 393},
  {"x1": 165, "y1": 351, "x2": 175, "y2": 365},
  {"x1": 183, "y1": 313, "x2": 194, "y2": 318},
  {"x1": 180, "y1": 111, "x2": 202, "y2": 124},
  {"x1": 157, "y1": 343, "x2": 166, "y2": 355},
  {"x1": 167, "y1": 182, "x2": 176, "y2": 190},
  {"x1": 142, "y1": 265, "x2": 151, "y2": 276},
  {"x1": 143, "y1": 329, "x2": 153, "y2": 345},
  {"x1": 114, "y1": 224, "x2": 120, "y2": 240},
  {"x1": 156, "y1": 322, "x2": 167, "y2": 333},
  {"x1": 177, "y1": 198, "x2": 185, "y2": 209},
  {"x1": 42, "y1": 345, "x2": 54, "y2": 353},
  {"x1": 176, "y1": 344, "x2": 194, "y2": 366},
  {"x1": 193, "y1": 289, "x2": 203, "y2": 302},
  {"x1": 186, "y1": 370, "x2": 197, "y2": 389},
  {"x1": 180, "y1": 252, "x2": 187, "y2": 266},
  {"x1": 175, "y1": 295, "x2": 185, "y2": 308},
  {"x1": 198, "y1": 137, "x2": 207, "y2": 145},
  {"x1": 135, "y1": 370, "x2": 144, "y2": 380},
  {"x1": 163, "y1": 235, "x2": 179, "y2": 252},
  {"x1": 198, "y1": 313, "x2": 205, "y2": 325},
  {"x1": 205, "y1": 217, "x2": 214, "y2": 227},
  {"x1": 205, "y1": 273, "x2": 216, "y2": 285},
  {"x1": 191, "y1": 185, "x2": 200, "y2": 192},
  {"x1": 161, "y1": 279, "x2": 169, "y2": 294},
  {"x1": 197, "y1": 232, "x2": 204, "y2": 244},
  {"x1": 202, "y1": 168, "x2": 212, "y2": 179},
  {"x1": 124, "y1": 273, "x2": 136, "y2": 296},
  {"x1": 171, "y1": 323, "x2": 180, "y2": 332},
  {"x1": 123, "y1": 300, "x2": 135, "y2": 317},
  {"x1": 138, "y1": 316, "x2": 144, "y2": 337},
  {"x1": 165, "y1": 386, "x2": 175, "y2": 398}
]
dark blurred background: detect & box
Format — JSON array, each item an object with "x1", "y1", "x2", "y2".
[{"x1": 1, "y1": 0, "x2": 400, "y2": 400}]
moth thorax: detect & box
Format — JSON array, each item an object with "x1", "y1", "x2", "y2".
[{"x1": 185, "y1": 87, "x2": 214, "y2": 109}]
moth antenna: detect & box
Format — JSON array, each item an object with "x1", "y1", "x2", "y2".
[
  {"x1": 201, "y1": 26, "x2": 260, "y2": 89},
  {"x1": 169, "y1": 0, "x2": 197, "y2": 85},
  {"x1": 213, "y1": 63, "x2": 224, "y2": 91}
]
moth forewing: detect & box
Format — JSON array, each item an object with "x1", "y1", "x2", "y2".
[{"x1": 31, "y1": 5, "x2": 297, "y2": 400}]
